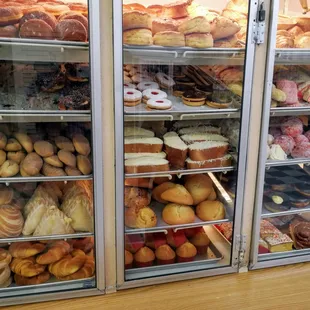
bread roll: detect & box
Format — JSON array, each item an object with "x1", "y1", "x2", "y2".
[
  {"x1": 0, "y1": 160, "x2": 19, "y2": 177},
  {"x1": 72, "y1": 134, "x2": 91, "y2": 156},
  {"x1": 33, "y1": 141, "x2": 54, "y2": 157},
  {"x1": 21, "y1": 153, "x2": 43, "y2": 176},
  {"x1": 162, "y1": 203, "x2": 195, "y2": 225},
  {"x1": 125, "y1": 187, "x2": 151, "y2": 209},
  {"x1": 196, "y1": 200, "x2": 225, "y2": 221},
  {"x1": 0, "y1": 150, "x2": 6, "y2": 166},
  {"x1": 65, "y1": 166, "x2": 82, "y2": 176},
  {"x1": 125, "y1": 206, "x2": 157, "y2": 228},
  {"x1": 55, "y1": 136, "x2": 75, "y2": 152},
  {"x1": 58, "y1": 150, "x2": 76, "y2": 167},
  {"x1": 152, "y1": 182, "x2": 176, "y2": 204},
  {"x1": 0, "y1": 205, "x2": 24, "y2": 238},
  {"x1": 7, "y1": 151, "x2": 25, "y2": 165},
  {"x1": 185, "y1": 174, "x2": 213, "y2": 205},
  {"x1": 14, "y1": 133, "x2": 33, "y2": 153},
  {"x1": 208, "y1": 188, "x2": 217, "y2": 200},
  {"x1": 5, "y1": 138, "x2": 22, "y2": 152},
  {"x1": 77, "y1": 155, "x2": 92, "y2": 175},
  {"x1": 210, "y1": 16, "x2": 240, "y2": 40},
  {"x1": 44, "y1": 155, "x2": 64, "y2": 168},
  {"x1": 42, "y1": 163, "x2": 66, "y2": 177},
  {"x1": 161, "y1": 184, "x2": 194, "y2": 205}
]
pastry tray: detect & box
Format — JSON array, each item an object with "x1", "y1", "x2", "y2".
[{"x1": 258, "y1": 247, "x2": 310, "y2": 261}]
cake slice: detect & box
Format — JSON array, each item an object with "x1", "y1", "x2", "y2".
[
  {"x1": 178, "y1": 126, "x2": 221, "y2": 135},
  {"x1": 186, "y1": 154, "x2": 232, "y2": 169},
  {"x1": 163, "y1": 132, "x2": 188, "y2": 169},
  {"x1": 264, "y1": 233, "x2": 293, "y2": 253},
  {"x1": 124, "y1": 126, "x2": 155, "y2": 137},
  {"x1": 125, "y1": 137, "x2": 163, "y2": 153},
  {"x1": 181, "y1": 133, "x2": 228, "y2": 144},
  {"x1": 125, "y1": 157, "x2": 169, "y2": 174},
  {"x1": 260, "y1": 220, "x2": 281, "y2": 239},
  {"x1": 188, "y1": 141, "x2": 229, "y2": 161},
  {"x1": 125, "y1": 152, "x2": 166, "y2": 160}
]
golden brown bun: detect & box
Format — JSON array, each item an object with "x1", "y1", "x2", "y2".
[
  {"x1": 65, "y1": 166, "x2": 82, "y2": 176},
  {"x1": 153, "y1": 31, "x2": 185, "y2": 47},
  {"x1": 0, "y1": 160, "x2": 19, "y2": 177},
  {"x1": 294, "y1": 16, "x2": 310, "y2": 32},
  {"x1": 14, "y1": 271, "x2": 50, "y2": 286},
  {"x1": 125, "y1": 177, "x2": 154, "y2": 189},
  {"x1": 36, "y1": 241, "x2": 71, "y2": 265},
  {"x1": 77, "y1": 155, "x2": 92, "y2": 175},
  {"x1": 13, "y1": 132, "x2": 33, "y2": 153},
  {"x1": 125, "y1": 249, "x2": 134, "y2": 265},
  {"x1": 0, "y1": 205, "x2": 24, "y2": 238},
  {"x1": 162, "y1": 203, "x2": 195, "y2": 225},
  {"x1": 9, "y1": 242, "x2": 45, "y2": 258},
  {"x1": 123, "y1": 29, "x2": 153, "y2": 45},
  {"x1": 295, "y1": 33, "x2": 310, "y2": 48},
  {"x1": 124, "y1": 187, "x2": 151, "y2": 209},
  {"x1": 134, "y1": 246, "x2": 155, "y2": 263},
  {"x1": 34, "y1": 141, "x2": 54, "y2": 157},
  {"x1": 55, "y1": 136, "x2": 75, "y2": 152},
  {"x1": 178, "y1": 16, "x2": 211, "y2": 34},
  {"x1": 152, "y1": 18, "x2": 177, "y2": 35},
  {"x1": 123, "y1": 11, "x2": 152, "y2": 31},
  {"x1": 152, "y1": 182, "x2": 176, "y2": 204},
  {"x1": 58, "y1": 150, "x2": 76, "y2": 167},
  {"x1": 190, "y1": 231, "x2": 210, "y2": 246},
  {"x1": 163, "y1": 0, "x2": 192, "y2": 19},
  {"x1": 42, "y1": 163, "x2": 66, "y2": 177},
  {"x1": 155, "y1": 244, "x2": 176, "y2": 260},
  {"x1": 277, "y1": 15, "x2": 296, "y2": 30},
  {"x1": 0, "y1": 248, "x2": 12, "y2": 265},
  {"x1": 125, "y1": 206, "x2": 157, "y2": 228},
  {"x1": 276, "y1": 34, "x2": 294, "y2": 48},
  {"x1": 176, "y1": 241, "x2": 197, "y2": 258},
  {"x1": 5, "y1": 138, "x2": 22, "y2": 152},
  {"x1": 0, "y1": 185, "x2": 13, "y2": 205},
  {"x1": 196, "y1": 200, "x2": 225, "y2": 221},
  {"x1": 185, "y1": 174, "x2": 213, "y2": 205},
  {"x1": 147, "y1": 4, "x2": 163, "y2": 16},
  {"x1": 72, "y1": 134, "x2": 90, "y2": 156},
  {"x1": 185, "y1": 33, "x2": 213, "y2": 48},
  {"x1": 21, "y1": 153, "x2": 43, "y2": 176},
  {"x1": 44, "y1": 155, "x2": 64, "y2": 168},
  {"x1": 288, "y1": 25, "x2": 304, "y2": 38},
  {"x1": 208, "y1": 188, "x2": 217, "y2": 200},
  {"x1": 0, "y1": 132, "x2": 7, "y2": 150},
  {"x1": 210, "y1": 16, "x2": 241, "y2": 40},
  {"x1": 161, "y1": 184, "x2": 193, "y2": 205},
  {"x1": 0, "y1": 150, "x2": 6, "y2": 166},
  {"x1": 10, "y1": 257, "x2": 46, "y2": 277},
  {"x1": 7, "y1": 151, "x2": 25, "y2": 165}
]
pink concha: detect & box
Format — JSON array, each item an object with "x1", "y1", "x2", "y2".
[
  {"x1": 304, "y1": 130, "x2": 310, "y2": 141},
  {"x1": 294, "y1": 135, "x2": 309, "y2": 145},
  {"x1": 281, "y1": 117, "x2": 303, "y2": 137},
  {"x1": 273, "y1": 135, "x2": 295, "y2": 155},
  {"x1": 291, "y1": 142, "x2": 310, "y2": 159},
  {"x1": 0, "y1": 205, "x2": 24, "y2": 238}
]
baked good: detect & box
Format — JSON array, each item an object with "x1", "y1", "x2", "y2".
[
  {"x1": 182, "y1": 90, "x2": 206, "y2": 106},
  {"x1": 176, "y1": 241, "x2": 197, "y2": 262},
  {"x1": 188, "y1": 141, "x2": 229, "y2": 161},
  {"x1": 181, "y1": 133, "x2": 228, "y2": 144},
  {"x1": 185, "y1": 33, "x2": 214, "y2": 48},
  {"x1": 142, "y1": 89, "x2": 167, "y2": 103},
  {"x1": 0, "y1": 132, "x2": 7, "y2": 150},
  {"x1": 125, "y1": 250, "x2": 134, "y2": 269},
  {"x1": 0, "y1": 185, "x2": 13, "y2": 205},
  {"x1": 173, "y1": 84, "x2": 192, "y2": 97},
  {"x1": 178, "y1": 16, "x2": 210, "y2": 34},
  {"x1": 145, "y1": 232, "x2": 167, "y2": 249},
  {"x1": 33, "y1": 140, "x2": 54, "y2": 157},
  {"x1": 138, "y1": 82, "x2": 159, "y2": 92},
  {"x1": 125, "y1": 137, "x2": 163, "y2": 153},
  {"x1": 295, "y1": 16, "x2": 310, "y2": 32},
  {"x1": 124, "y1": 126, "x2": 154, "y2": 137},
  {"x1": 288, "y1": 25, "x2": 303, "y2": 38},
  {"x1": 20, "y1": 10, "x2": 57, "y2": 30},
  {"x1": 59, "y1": 13, "x2": 88, "y2": 33},
  {"x1": 58, "y1": 150, "x2": 76, "y2": 168},
  {"x1": 13, "y1": 132, "x2": 33, "y2": 153},
  {"x1": 276, "y1": 33, "x2": 294, "y2": 48},
  {"x1": 163, "y1": 0, "x2": 192, "y2": 19},
  {"x1": 152, "y1": 18, "x2": 177, "y2": 35},
  {"x1": 123, "y1": 11, "x2": 152, "y2": 31},
  {"x1": 0, "y1": 25, "x2": 16, "y2": 37},
  {"x1": 7, "y1": 151, "x2": 25, "y2": 165},
  {"x1": 41, "y1": 3, "x2": 70, "y2": 16},
  {"x1": 153, "y1": 31, "x2": 185, "y2": 47},
  {"x1": 56, "y1": 19, "x2": 87, "y2": 42},
  {"x1": 76, "y1": 155, "x2": 92, "y2": 175},
  {"x1": 152, "y1": 182, "x2": 176, "y2": 204},
  {"x1": 184, "y1": 174, "x2": 213, "y2": 205},
  {"x1": 0, "y1": 160, "x2": 19, "y2": 177},
  {"x1": 14, "y1": 271, "x2": 50, "y2": 286},
  {"x1": 125, "y1": 157, "x2": 169, "y2": 173},
  {"x1": 5, "y1": 138, "x2": 21, "y2": 152},
  {"x1": 147, "y1": 99, "x2": 172, "y2": 110},
  {"x1": 20, "y1": 19, "x2": 55, "y2": 40},
  {"x1": 9, "y1": 242, "x2": 45, "y2": 259},
  {"x1": 189, "y1": 231, "x2": 210, "y2": 254},
  {"x1": 290, "y1": 221, "x2": 310, "y2": 249},
  {"x1": 125, "y1": 206, "x2": 157, "y2": 228},
  {"x1": 68, "y1": 2, "x2": 88, "y2": 15},
  {"x1": 0, "y1": 249, "x2": 12, "y2": 266},
  {"x1": 196, "y1": 200, "x2": 225, "y2": 221},
  {"x1": 0, "y1": 205, "x2": 24, "y2": 238},
  {"x1": 162, "y1": 203, "x2": 195, "y2": 225},
  {"x1": 42, "y1": 163, "x2": 66, "y2": 176},
  {"x1": 147, "y1": 4, "x2": 163, "y2": 16},
  {"x1": 44, "y1": 155, "x2": 64, "y2": 168},
  {"x1": 124, "y1": 187, "x2": 151, "y2": 209},
  {"x1": 71, "y1": 237, "x2": 94, "y2": 254},
  {"x1": 36, "y1": 241, "x2": 71, "y2": 265},
  {"x1": 155, "y1": 244, "x2": 176, "y2": 265},
  {"x1": 210, "y1": 16, "x2": 240, "y2": 40},
  {"x1": 55, "y1": 136, "x2": 75, "y2": 152},
  {"x1": 10, "y1": 257, "x2": 46, "y2": 277},
  {"x1": 65, "y1": 166, "x2": 82, "y2": 176},
  {"x1": 125, "y1": 177, "x2": 153, "y2": 189},
  {"x1": 155, "y1": 72, "x2": 175, "y2": 89},
  {"x1": 0, "y1": 7, "x2": 23, "y2": 26},
  {"x1": 124, "y1": 88, "x2": 142, "y2": 106},
  {"x1": 134, "y1": 246, "x2": 155, "y2": 268},
  {"x1": 166, "y1": 229, "x2": 187, "y2": 248},
  {"x1": 161, "y1": 184, "x2": 193, "y2": 205},
  {"x1": 21, "y1": 152, "x2": 43, "y2": 176},
  {"x1": 179, "y1": 126, "x2": 221, "y2": 135},
  {"x1": 123, "y1": 29, "x2": 153, "y2": 45},
  {"x1": 186, "y1": 155, "x2": 232, "y2": 169},
  {"x1": 295, "y1": 33, "x2": 310, "y2": 48},
  {"x1": 0, "y1": 264, "x2": 11, "y2": 288},
  {"x1": 72, "y1": 134, "x2": 90, "y2": 156}
]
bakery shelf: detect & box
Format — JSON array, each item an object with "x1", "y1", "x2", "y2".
[
  {"x1": 270, "y1": 107, "x2": 310, "y2": 117},
  {"x1": 0, "y1": 39, "x2": 89, "y2": 63},
  {"x1": 261, "y1": 205, "x2": 310, "y2": 218},
  {"x1": 258, "y1": 248, "x2": 310, "y2": 262},
  {"x1": 275, "y1": 48, "x2": 310, "y2": 65},
  {"x1": 266, "y1": 159, "x2": 310, "y2": 168},
  {"x1": 124, "y1": 46, "x2": 245, "y2": 65},
  {"x1": 0, "y1": 232, "x2": 94, "y2": 244}
]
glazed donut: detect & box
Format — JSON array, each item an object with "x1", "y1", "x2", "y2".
[
  {"x1": 155, "y1": 72, "x2": 175, "y2": 89},
  {"x1": 147, "y1": 98, "x2": 172, "y2": 110},
  {"x1": 59, "y1": 13, "x2": 88, "y2": 32},
  {"x1": 163, "y1": 0, "x2": 191, "y2": 19},
  {"x1": 153, "y1": 31, "x2": 185, "y2": 47},
  {"x1": 124, "y1": 88, "x2": 142, "y2": 107},
  {"x1": 178, "y1": 16, "x2": 211, "y2": 34},
  {"x1": 56, "y1": 19, "x2": 87, "y2": 42},
  {"x1": 124, "y1": 83, "x2": 136, "y2": 89},
  {"x1": 142, "y1": 89, "x2": 167, "y2": 103},
  {"x1": 0, "y1": 265, "x2": 10, "y2": 287},
  {"x1": 123, "y1": 29, "x2": 153, "y2": 46},
  {"x1": 0, "y1": 25, "x2": 17, "y2": 38},
  {"x1": 42, "y1": 3, "x2": 70, "y2": 17},
  {"x1": 20, "y1": 19, "x2": 55, "y2": 40},
  {"x1": 20, "y1": 11, "x2": 57, "y2": 30},
  {"x1": 68, "y1": 2, "x2": 88, "y2": 15},
  {"x1": 185, "y1": 33, "x2": 214, "y2": 48},
  {"x1": 123, "y1": 11, "x2": 152, "y2": 31},
  {"x1": 0, "y1": 249, "x2": 12, "y2": 266},
  {"x1": 147, "y1": 5, "x2": 163, "y2": 16},
  {"x1": 152, "y1": 18, "x2": 177, "y2": 35},
  {"x1": 0, "y1": 7, "x2": 23, "y2": 26},
  {"x1": 137, "y1": 82, "x2": 159, "y2": 91}
]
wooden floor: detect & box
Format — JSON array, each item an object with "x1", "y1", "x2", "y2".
[{"x1": 5, "y1": 263, "x2": 310, "y2": 310}]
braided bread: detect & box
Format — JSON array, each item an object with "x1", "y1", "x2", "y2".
[
  {"x1": 10, "y1": 257, "x2": 46, "y2": 277},
  {"x1": 58, "y1": 256, "x2": 95, "y2": 281},
  {"x1": 48, "y1": 249, "x2": 86, "y2": 278},
  {"x1": 9, "y1": 242, "x2": 46, "y2": 258},
  {"x1": 36, "y1": 241, "x2": 71, "y2": 265},
  {"x1": 0, "y1": 249, "x2": 12, "y2": 266},
  {"x1": 14, "y1": 271, "x2": 50, "y2": 286}
]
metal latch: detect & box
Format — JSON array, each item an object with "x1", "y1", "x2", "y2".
[
  {"x1": 253, "y1": 1, "x2": 266, "y2": 44},
  {"x1": 235, "y1": 234, "x2": 247, "y2": 266}
]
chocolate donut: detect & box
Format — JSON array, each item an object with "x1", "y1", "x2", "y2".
[
  {"x1": 19, "y1": 19, "x2": 55, "y2": 40},
  {"x1": 56, "y1": 19, "x2": 87, "y2": 42},
  {"x1": 20, "y1": 11, "x2": 57, "y2": 30},
  {"x1": 182, "y1": 90, "x2": 206, "y2": 107},
  {"x1": 172, "y1": 84, "x2": 192, "y2": 97},
  {"x1": 263, "y1": 196, "x2": 290, "y2": 213}
]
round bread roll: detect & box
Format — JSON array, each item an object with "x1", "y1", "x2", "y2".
[
  {"x1": 208, "y1": 188, "x2": 217, "y2": 201},
  {"x1": 178, "y1": 16, "x2": 211, "y2": 34},
  {"x1": 65, "y1": 166, "x2": 82, "y2": 176},
  {"x1": 185, "y1": 174, "x2": 213, "y2": 205},
  {"x1": 42, "y1": 163, "x2": 66, "y2": 177},
  {"x1": 58, "y1": 150, "x2": 76, "y2": 167},
  {"x1": 125, "y1": 206, "x2": 157, "y2": 228},
  {"x1": 162, "y1": 203, "x2": 195, "y2": 225},
  {"x1": 13, "y1": 133, "x2": 33, "y2": 153},
  {"x1": 77, "y1": 155, "x2": 92, "y2": 175},
  {"x1": 34, "y1": 141, "x2": 54, "y2": 157},
  {"x1": 153, "y1": 31, "x2": 185, "y2": 47},
  {"x1": 123, "y1": 11, "x2": 152, "y2": 31},
  {"x1": 123, "y1": 29, "x2": 153, "y2": 45},
  {"x1": 55, "y1": 136, "x2": 75, "y2": 152},
  {"x1": 0, "y1": 160, "x2": 19, "y2": 177},
  {"x1": 0, "y1": 150, "x2": 6, "y2": 166},
  {"x1": 0, "y1": 132, "x2": 7, "y2": 150},
  {"x1": 20, "y1": 165, "x2": 31, "y2": 177},
  {"x1": 0, "y1": 205, "x2": 24, "y2": 238},
  {"x1": 5, "y1": 138, "x2": 22, "y2": 152},
  {"x1": 21, "y1": 153, "x2": 43, "y2": 176},
  {"x1": 44, "y1": 155, "x2": 63, "y2": 168},
  {"x1": 210, "y1": 16, "x2": 241, "y2": 40},
  {"x1": 72, "y1": 134, "x2": 90, "y2": 156},
  {"x1": 185, "y1": 33, "x2": 214, "y2": 48},
  {"x1": 196, "y1": 200, "x2": 225, "y2": 221},
  {"x1": 0, "y1": 185, "x2": 13, "y2": 205},
  {"x1": 7, "y1": 151, "x2": 25, "y2": 165}
]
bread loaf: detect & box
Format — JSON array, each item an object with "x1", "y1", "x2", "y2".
[
  {"x1": 124, "y1": 137, "x2": 163, "y2": 153},
  {"x1": 0, "y1": 205, "x2": 24, "y2": 238},
  {"x1": 188, "y1": 141, "x2": 229, "y2": 161},
  {"x1": 186, "y1": 155, "x2": 232, "y2": 169},
  {"x1": 125, "y1": 157, "x2": 169, "y2": 173}
]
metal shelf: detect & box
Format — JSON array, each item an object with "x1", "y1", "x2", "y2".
[
  {"x1": 275, "y1": 48, "x2": 310, "y2": 65},
  {"x1": 261, "y1": 205, "x2": 310, "y2": 218},
  {"x1": 0, "y1": 39, "x2": 89, "y2": 63},
  {"x1": 270, "y1": 106, "x2": 310, "y2": 117},
  {"x1": 124, "y1": 46, "x2": 245, "y2": 65},
  {"x1": 266, "y1": 159, "x2": 310, "y2": 167},
  {"x1": 0, "y1": 232, "x2": 93, "y2": 244},
  {"x1": 258, "y1": 247, "x2": 310, "y2": 262}
]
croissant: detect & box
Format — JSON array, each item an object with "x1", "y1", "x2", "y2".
[
  {"x1": 9, "y1": 242, "x2": 46, "y2": 258},
  {"x1": 70, "y1": 237, "x2": 94, "y2": 254},
  {"x1": 0, "y1": 249, "x2": 12, "y2": 265},
  {"x1": 36, "y1": 241, "x2": 71, "y2": 265},
  {"x1": 48, "y1": 249, "x2": 86, "y2": 278},
  {"x1": 0, "y1": 265, "x2": 11, "y2": 287},
  {"x1": 10, "y1": 257, "x2": 46, "y2": 277},
  {"x1": 14, "y1": 271, "x2": 50, "y2": 286},
  {"x1": 0, "y1": 276, "x2": 12, "y2": 288},
  {"x1": 57, "y1": 256, "x2": 95, "y2": 281}
]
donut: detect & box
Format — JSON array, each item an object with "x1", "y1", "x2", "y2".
[
  {"x1": 137, "y1": 82, "x2": 159, "y2": 92},
  {"x1": 185, "y1": 33, "x2": 214, "y2": 48},
  {"x1": 153, "y1": 31, "x2": 185, "y2": 47},
  {"x1": 152, "y1": 18, "x2": 177, "y2": 35},
  {"x1": 20, "y1": 11, "x2": 57, "y2": 30},
  {"x1": 142, "y1": 88, "x2": 167, "y2": 103},
  {"x1": 147, "y1": 5, "x2": 163, "y2": 16},
  {"x1": 0, "y1": 7, "x2": 23, "y2": 26},
  {"x1": 291, "y1": 142, "x2": 310, "y2": 158},
  {"x1": 178, "y1": 16, "x2": 211, "y2": 35},
  {"x1": 42, "y1": 3, "x2": 70, "y2": 17},
  {"x1": 123, "y1": 11, "x2": 152, "y2": 31},
  {"x1": 68, "y1": 2, "x2": 88, "y2": 15},
  {"x1": 182, "y1": 90, "x2": 206, "y2": 106},
  {"x1": 131, "y1": 74, "x2": 152, "y2": 84},
  {"x1": 59, "y1": 13, "x2": 88, "y2": 32},
  {"x1": 273, "y1": 135, "x2": 295, "y2": 155},
  {"x1": 124, "y1": 88, "x2": 142, "y2": 107},
  {"x1": 124, "y1": 83, "x2": 136, "y2": 89},
  {"x1": 56, "y1": 19, "x2": 87, "y2": 42},
  {"x1": 20, "y1": 19, "x2": 55, "y2": 39},
  {"x1": 123, "y1": 28, "x2": 152, "y2": 46},
  {"x1": 0, "y1": 25, "x2": 17, "y2": 37},
  {"x1": 175, "y1": 77, "x2": 195, "y2": 86},
  {"x1": 147, "y1": 98, "x2": 172, "y2": 110},
  {"x1": 155, "y1": 72, "x2": 175, "y2": 89},
  {"x1": 163, "y1": 0, "x2": 190, "y2": 19},
  {"x1": 294, "y1": 135, "x2": 309, "y2": 145},
  {"x1": 173, "y1": 84, "x2": 192, "y2": 97},
  {"x1": 281, "y1": 117, "x2": 304, "y2": 137}
]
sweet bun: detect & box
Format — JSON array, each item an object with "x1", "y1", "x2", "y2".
[
  {"x1": 123, "y1": 11, "x2": 152, "y2": 31},
  {"x1": 72, "y1": 134, "x2": 90, "y2": 156},
  {"x1": 185, "y1": 33, "x2": 213, "y2": 48},
  {"x1": 211, "y1": 16, "x2": 241, "y2": 40},
  {"x1": 0, "y1": 205, "x2": 24, "y2": 238},
  {"x1": 153, "y1": 31, "x2": 185, "y2": 47},
  {"x1": 0, "y1": 150, "x2": 6, "y2": 166},
  {"x1": 196, "y1": 200, "x2": 225, "y2": 221},
  {"x1": 162, "y1": 203, "x2": 195, "y2": 225},
  {"x1": 163, "y1": 0, "x2": 191, "y2": 19},
  {"x1": 152, "y1": 182, "x2": 176, "y2": 204},
  {"x1": 185, "y1": 174, "x2": 213, "y2": 205},
  {"x1": 0, "y1": 160, "x2": 19, "y2": 177},
  {"x1": 152, "y1": 18, "x2": 177, "y2": 35},
  {"x1": 65, "y1": 166, "x2": 82, "y2": 176},
  {"x1": 0, "y1": 132, "x2": 7, "y2": 150},
  {"x1": 7, "y1": 151, "x2": 25, "y2": 165},
  {"x1": 58, "y1": 150, "x2": 76, "y2": 167},
  {"x1": 176, "y1": 241, "x2": 197, "y2": 262},
  {"x1": 5, "y1": 138, "x2": 21, "y2": 152},
  {"x1": 125, "y1": 206, "x2": 157, "y2": 228},
  {"x1": 161, "y1": 184, "x2": 193, "y2": 205},
  {"x1": 34, "y1": 140, "x2": 54, "y2": 157},
  {"x1": 44, "y1": 155, "x2": 64, "y2": 168},
  {"x1": 55, "y1": 136, "x2": 75, "y2": 152},
  {"x1": 123, "y1": 29, "x2": 153, "y2": 45},
  {"x1": 178, "y1": 16, "x2": 211, "y2": 34},
  {"x1": 21, "y1": 153, "x2": 43, "y2": 176},
  {"x1": 77, "y1": 155, "x2": 92, "y2": 175},
  {"x1": 42, "y1": 163, "x2": 66, "y2": 176}
]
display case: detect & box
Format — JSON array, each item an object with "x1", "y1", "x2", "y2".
[
  {"x1": 0, "y1": 0, "x2": 105, "y2": 305},
  {"x1": 250, "y1": 0, "x2": 310, "y2": 269},
  {"x1": 114, "y1": 0, "x2": 259, "y2": 288}
]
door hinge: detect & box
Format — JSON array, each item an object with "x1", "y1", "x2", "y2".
[
  {"x1": 235, "y1": 234, "x2": 247, "y2": 267},
  {"x1": 252, "y1": 1, "x2": 266, "y2": 44}
]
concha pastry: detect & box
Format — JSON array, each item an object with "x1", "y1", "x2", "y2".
[
  {"x1": 33, "y1": 206, "x2": 74, "y2": 236},
  {"x1": 0, "y1": 205, "x2": 24, "y2": 238}
]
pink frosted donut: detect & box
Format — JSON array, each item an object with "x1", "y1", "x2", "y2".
[
  {"x1": 294, "y1": 135, "x2": 309, "y2": 145},
  {"x1": 281, "y1": 117, "x2": 303, "y2": 137},
  {"x1": 147, "y1": 98, "x2": 172, "y2": 110},
  {"x1": 155, "y1": 72, "x2": 175, "y2": 88},
  {"x1": 274, "y1": 135, "x2": 295, "y2": 155},
  {"x1": 291, "y1": 142, "x2": 310, "y2": 158},
  {"x1": 142, "y1": 88, "x2": 167, "y2": 103},
  {"x1": 124, "y1": 83, "x2": 136, "y2": 89},
  {"x1": 137, "y1": 81, "x2": 159, "y2": 91},
  {"x1": 269, "y1": 127, "x2": 282, "y2": 138}
]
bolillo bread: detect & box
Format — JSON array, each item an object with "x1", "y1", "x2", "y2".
[
  {"x1": 161, "y1": 184, "x2": 193, "y2": 205},
  {"x1": 162, "y1": 203, "x2": 195, "y2": 225},
  {"x1": 152, "y1": 182, "x2": 176, "y2": 204}
]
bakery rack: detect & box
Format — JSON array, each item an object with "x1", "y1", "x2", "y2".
[
  {"x1": 258, "y1": 247, "x2": 310, "y2": 262},
  {"x1": 275, "y1": 48, "x2": 310, "y2": 65},
  {"x1": 270, "y1": 107, "x2": 310, "y2": 117},
  {"x1": 266, "y1": 159, "x2": 310, "y2": 167},
  {"x1": 261, "y1": 205, "x2": 310, "y2": 218}
]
